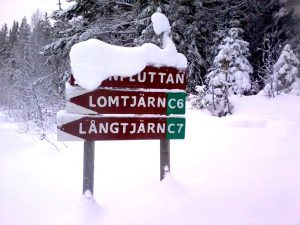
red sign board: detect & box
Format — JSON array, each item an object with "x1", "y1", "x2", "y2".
[
  {"x1": 70, "y1": 66, "x2": 187, "y2": 90},
  {"x1": 60, "y1": 66, "x2": 187, "y2": 142},
  {"x1": 66, "y1": 89, "x2": 186, "y2": 115},
  {"x1": 58, "y1": 115, "x2": 185, "y2": 141}
]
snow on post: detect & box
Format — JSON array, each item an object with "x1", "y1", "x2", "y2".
[
  {"x1": 69, "y1": 13, "x2": 187, "y2": 91},
  {"x1": 151, "y1": 12, "x2": 171, "y2": 36}
]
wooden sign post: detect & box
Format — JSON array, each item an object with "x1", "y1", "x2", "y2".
[
  {"x1": 58, "y1": 66, "x2": 187, "y2": 195},
  {"x1": 83, "y1": 141, "x2": 95, "y2": 195},
  {"x1": 160, "y1": 139, "x2": 170, "y2": 180}
]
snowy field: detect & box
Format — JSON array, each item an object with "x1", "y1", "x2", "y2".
[{"x1": 0, "y1": 94, "x2": 300, "y2": 225}]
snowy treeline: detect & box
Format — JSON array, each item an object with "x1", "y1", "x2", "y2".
[
  {"x1": 0, "y1": 0, "x2": 300, "y2": 133},
  {"x1": 0, "y1": 11, "x2": 65, "y2": 136}
]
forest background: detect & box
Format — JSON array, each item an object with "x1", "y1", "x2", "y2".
[{"x1": 0, "y1": 0, "x2": 299, "y2": 137}]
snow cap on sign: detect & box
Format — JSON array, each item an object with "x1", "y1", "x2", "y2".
[
  {"x1": 69, "y1": 12, "x2": 187, "y2": 91},
  {"x1": 151, "y1": 12, "x2": 171, "y2": 35}
]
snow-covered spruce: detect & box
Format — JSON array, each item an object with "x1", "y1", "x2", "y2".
[
  {"x1": 211, "y1": 28, "x2": 252, "y2": 96},
  {"x1": 70, "y1": 12, "x2": 187, "y2": 91},
  {"x1": 201, "y1": 28, "x2": 253, "y2": 117},
  {"x1": 263, "y1": 44, "x2": 300, "y2": 96}
]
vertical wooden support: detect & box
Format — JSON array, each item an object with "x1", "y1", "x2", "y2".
[
  {"x1": 159, "y1": 29, "x2": 171, "y2": 181},
  {"x1": 160, "y1": 139, "x2": 170, "y2": 181},
  {"x1": 83, "y1": 141, "x2": 95, "y2": 195}
]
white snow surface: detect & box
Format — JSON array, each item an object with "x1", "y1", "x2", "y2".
[
  {"x1": 70, "y1": 13, "x2": 186, "y2": 91},
  {"x1": 1, "y1": 94, "x2": 300, "y2": 225}
]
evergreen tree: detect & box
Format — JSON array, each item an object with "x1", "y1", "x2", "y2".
[
  {"x1": 264, "y1": 44, "x2": 300, "y2": 96},
  {"x1": 43, "y1": 0, "x2": 138, "y2": 87},
  {"x1": 250, "y1": 0, "x2": 300, "y2": 84},
  {"x1": 0, "y1": 24, "x2": 9, "y2": 59},
  {"x1": 133, "y1": 0, "x2": 204, "y2": 92},
  {"x1": 134, "y1": 1, "x2": 158, "y2": 46},
  {"x1": 203, "y1": 36, "x2": 233, "y2": 117},
  {"x1": 8, "y1": 21, "x2": 19, "y2": 51},
  {"x1": 168, "y1": 0, "x2": 203, "y2": 93},
  {"x1": 17, "y1": 17, "x2": 32, "y2": 72},
  {"x1": 8, "y1": 17, "x2": 44, "y2": 134},
  {"x1": 12, "y1": 17, "x2": 34, "y2": 116},
  {"x1": 32, "y1": 12, "x2": 64, "y2": 130},
  {"x1": 0, "y1": 24, "x2": 10, "y2": 106},
  {"x1": 226, "y1": 28, "x2": 253, "y2": 95},
  {"x1": 202, "y1": 27, "x2": 252, "y2": 116},
  {"x1": 0, "y1": 24, "x2": 10, "y2": 71}
]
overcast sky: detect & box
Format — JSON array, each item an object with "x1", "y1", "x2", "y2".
[{"x1": 0, "y1": 0, "x2": 73, "y2": 27}]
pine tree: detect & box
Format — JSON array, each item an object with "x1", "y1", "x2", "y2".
[
  {"x1": 8, "y1": 21, "x2": 19, "y2": 50},
  {"x1": 8, "y1": 17, "x2": 44, "y2": 134},
  {"x1": 264, "y1": 44, "x2": 300, "y2": 96},
  {"x1": 43, "y1": 0, "x2": 138, "y2": 87},
  {"x1": 18, "y1": 17, "x2": 32, "y2": 72},
  {"x1": 0, "y1": 24, "x2": 10, "y2": 106},
  {"x1": 226, "y1": 28, "x2": 253, "y2": 95},
  {"x1": 31, "y1": 12, "x2": 64, "y2": 129},
  {"x1": 0, "y1": 24, "x2": 8, "y2": 52},
  {"x1": 12, "y1": 17, "x2": 33, "y2": 114},
  {"x1": 168, "y1": 0, "x2": 203, "y2": 93},
  {"x1": 134, "y1": 1, "x2": 158, "y2": 46},
  {"x1": 204, "y1": 39, "x2": 233, "y2": 117},
  {"x1": 203, "y1": 27, "x2": 253, "y2": 116},
  {"x1": 133, "y1": 0, "x2": 204, "y2": 93},
  {"x1": 0, "y1": 24, "x2": 9, "y2": 65}
]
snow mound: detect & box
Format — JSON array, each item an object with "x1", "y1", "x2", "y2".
[
  {"x1": 60, "y1": 196, "x2": 104, "y2": 225},
  {"x1": 151, "y1": 12, "x2": 171, "y2": 35},
  {"x1": 70, "y1": 13, "x2": 187, "y2": 90}
]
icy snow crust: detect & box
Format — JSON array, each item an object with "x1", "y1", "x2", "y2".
[{"x1": 70, "y1": 12, "x2": 187, "y2": 90}]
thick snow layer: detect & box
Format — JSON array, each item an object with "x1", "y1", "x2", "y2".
[
  {"x1": 70, "y1": 13, "x2": 186, "y2": 91},
  {"x1": 151, "y1": 12, "x2": 171, "y2": 35},
  {"x1": 70, "y1": 39, "x2": 187, "y2": 90},
  {"x1": 1, "y1": 94, "x2": 300, "y2": 225}
]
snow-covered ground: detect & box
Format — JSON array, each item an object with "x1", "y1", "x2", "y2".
[{"x1": 1, "y1": 94, "x2": 300, "y2": 225}]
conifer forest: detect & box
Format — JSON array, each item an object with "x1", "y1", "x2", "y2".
[{"x1": 0, "y1": 0, "x2": 299, "y2": 135}]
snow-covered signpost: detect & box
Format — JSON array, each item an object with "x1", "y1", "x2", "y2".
[{"x1": 57, "y1": 12, "x2": 187, "y2": 196}]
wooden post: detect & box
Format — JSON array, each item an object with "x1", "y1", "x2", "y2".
[
  {"x1": 159, "y1": 29, "x2": 171, "y2": 181},
  {"x1": 83, "y1": 141, "x2": 95, "y2": 195},
  {"x1": 160, "y1": 139, "x2": 170, "y2": 180}
]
